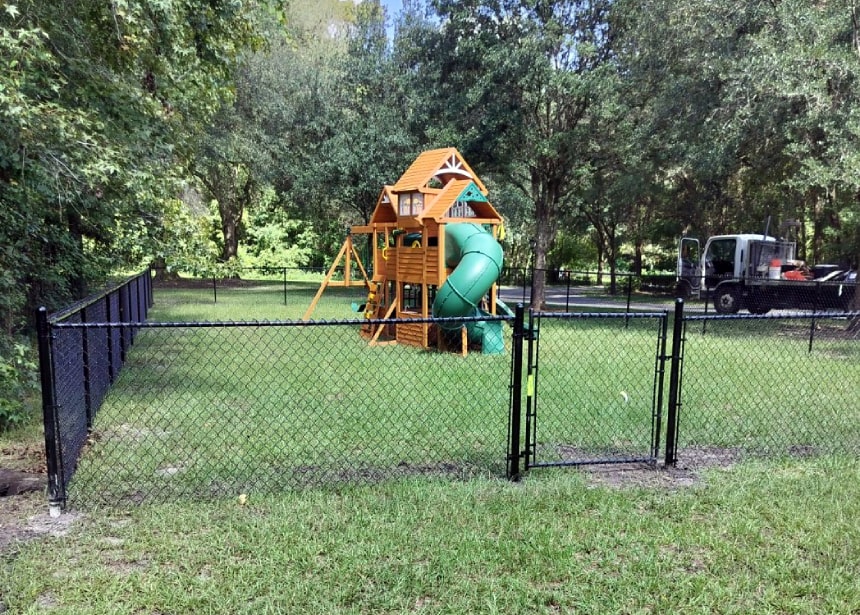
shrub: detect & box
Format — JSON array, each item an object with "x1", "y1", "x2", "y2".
[{"x1": 0, "y1": 338, "x2": 39, "y2": 431}]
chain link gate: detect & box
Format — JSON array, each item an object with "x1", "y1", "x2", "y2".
[{"x1": 518, "y1": 310, "x2": 669, "y2": 471}]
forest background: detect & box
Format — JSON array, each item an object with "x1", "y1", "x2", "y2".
[{"x1": 1, "y1": 0, "x2": 859, "y2": 427}]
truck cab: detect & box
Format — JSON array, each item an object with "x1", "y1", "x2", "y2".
[{"x1": 677, "y1": 234, "x2": 796, "y2": 314}]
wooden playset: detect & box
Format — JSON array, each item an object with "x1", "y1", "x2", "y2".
[{"x1": 303, "y1": 147, "x2": 508, "y2": 353}]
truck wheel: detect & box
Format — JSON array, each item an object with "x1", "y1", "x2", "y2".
[{"x1": 713, "y1": 286, "x2": 741, "y2": 314}]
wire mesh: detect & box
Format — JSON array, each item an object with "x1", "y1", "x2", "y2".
[
  {"x1": 525, "y1": 312, "x2": 667, "y2": 467},
  {"x1": 678, "y1": 312, "x2": 860, "y2": 464},
  {"x1": 40, "y1": 271, "x2": 860, "y2": 509},
  {"x1": 64, "y1": 319, "x2": 513, "y2": 507},
  {"x1": 42, "y1": 270, "x2": 153, "y2": 506},
  {"x1": 703, "y1": 278, "x2": 858, "y2": 314}
]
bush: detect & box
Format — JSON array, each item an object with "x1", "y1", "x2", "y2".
[{"x1": 0, "y1": 338, "x2": 39, "y2": 431}]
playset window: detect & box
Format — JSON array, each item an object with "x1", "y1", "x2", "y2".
[
  {"x1": 448, "y1": 200, "x2": 477, "y2": 218},
  {"x1": 401, "y1": 283, "x2": 422, "y2": 311},
  {"x1": 398, "y1": 192, "x2": 425, "y2": 216}
]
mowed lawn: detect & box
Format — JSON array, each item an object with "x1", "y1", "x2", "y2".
[
  {"x1": 4, "y1": 461, "x2": 860, "y2": 613},
  {"x1": 3, "y1": 281, "x2": 859, "y2": 613}
]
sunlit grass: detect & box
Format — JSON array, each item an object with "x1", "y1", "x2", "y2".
[
  {"x1": 4, "y1": 458, "x2": 860, "y2": 614},
  {"x1": 65, "y1": 287, "x2": 860, "y2": 506}
]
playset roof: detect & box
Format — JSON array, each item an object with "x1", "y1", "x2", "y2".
[
  {"x1": 369, "y1": 185, "x2": 397, "y2": 224},
  {"x1": 421, "y1": 180, "x2": 502, "y2": 223},
  {"x1": 392, "y1": 148, "x2": 488, "y2": 194}
]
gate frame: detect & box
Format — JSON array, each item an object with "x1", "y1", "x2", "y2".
[{"x1": 508, "y1": 307, "x2": 670, "y2": 476}]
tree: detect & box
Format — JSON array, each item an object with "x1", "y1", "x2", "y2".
[
  {"x1": 616, "y1": 0, "x2": 860, "y2": 268},
  {"x1": 317, "y1": 0, "x2": 417, "y2": 226},
  {"x1": 416, "y1": 0, "x2": 615, "y2": 308},
  {"x1": 0, "y1": 0, "x2": 272, "y2": 327}
]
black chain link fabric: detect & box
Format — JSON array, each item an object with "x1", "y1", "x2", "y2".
[{"x1": 679, "y1": 313, "x2": 860, "y2": 463}]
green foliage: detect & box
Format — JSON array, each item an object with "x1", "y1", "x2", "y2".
[
  {"x1": 616, "y1": 0, "x2": 860, "y2": 264},
  {"x1": 0, "y1": 0, "x2": 276, "y2": 325},
  {"x1": 0, "y1": 337, "x2": 37, "y2": 431},
  {"x1": 240, "y1": 189, "x2": 319, "y2": 269}
]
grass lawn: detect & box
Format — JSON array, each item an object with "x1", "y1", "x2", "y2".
[
  {"x1": 3, "y1": 458, "x2": 860, "y2": 613},
  {"x1": 3, "y1": 279, "x2": 858, "y2": 613}
]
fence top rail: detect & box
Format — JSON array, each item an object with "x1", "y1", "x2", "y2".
[
  {"x1": 533, "y1": 310, "x2": 668, "y2": 321},
  {"x1": 503, "y1": 267, "x2": 638, "y2": 278},
  {"x1": 685, "y1": 310, "x2": 860, "y2": 323},
  {"x1": 52, "y1": 314, "x2": 515, "y2": 330},
  {"x1": 47, "y1": 269, "x2": 150, "y2": 324}
]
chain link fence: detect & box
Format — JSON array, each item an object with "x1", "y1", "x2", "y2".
[
  {"x1": 55, "y1": 317, "x2": 512, "y2": 507},
  {"x1": 521, "y1": 312, "x2": 669, "y2": 469},
  {"x1": 677, "y1": 311, "x2": 860, "y2": 464},
  {"x1": 38, "y1": 271, "x2": 153, "y2": 511},
  {"x1": 38, "y1": 273, "x2": 860, "y2": 510}
]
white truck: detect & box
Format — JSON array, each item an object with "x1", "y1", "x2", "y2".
[{"x1": 676, "y1": 233, "x2": 857, "y2": 314}]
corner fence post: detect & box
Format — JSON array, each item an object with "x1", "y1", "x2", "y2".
[
  {"x1": 664, "y1": 298, "x2": 685, "y2": 466},
  {"x1": 507, "y1": 304, "x2": 525, "y2": 480},
  {"x1": 37, "y1": 307, "x2": 64, "y2": 514}
]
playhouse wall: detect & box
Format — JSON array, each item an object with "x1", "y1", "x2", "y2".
[
  {"x1": 395, "y1": 322, "x2": 428, "y2": 347},
  {"x1": 385, "y1": 252, "x2": 398, "y2": 278},
  {"x1": 398, "y1": 249, "x2": 425, "y2": 282},
  {"x1": 395, "y1": 247, "x2": 440, "y2": 283}
]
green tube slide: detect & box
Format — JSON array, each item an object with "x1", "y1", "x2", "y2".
[{"x1": 432, "y1": 223, "x2": 504, "y2": 341}]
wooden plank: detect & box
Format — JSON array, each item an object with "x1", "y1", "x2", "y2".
[
  {"x1": 302, "y1": 239, "x2": 350, "y2": 320},
  {"x1": 369, "y1": 299, "x2": 398, "y2": 346}
]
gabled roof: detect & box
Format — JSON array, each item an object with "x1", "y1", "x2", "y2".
[
  {"x1": 369, "y1": 185, "x2": 397, "y2": 224},
  {"x1": 421, "y1": 180, "x2": 502, "y2": 222},
  {"x1": 392, "y1": 148, "x2": 488, "y2": 194}
]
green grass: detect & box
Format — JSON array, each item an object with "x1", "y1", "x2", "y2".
[
  {"x1": 3, "y1": 285, "x2": 860, "y2": 613},
  {"x1": 62, "y1": 286, "x2": 860, "y2": 505},
  {"x1": 68, "y1": 285, "x2": 512, "y2": 504},
  {"x1": 4, "y1": 458, "x2": 860, "y2": 613},
  {"x1": 679, "y1": 318, "x2": 860, "y2": 453},
  {"x1": 153, "y1": 277, "x2": 369, "y2": 322}
]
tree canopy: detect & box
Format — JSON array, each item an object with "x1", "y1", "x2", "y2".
[{"x1": 2, "y1": 0, "x2": 859, "y2": 317}]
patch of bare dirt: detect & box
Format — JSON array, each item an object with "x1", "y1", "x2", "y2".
[
  {"x1": 1, "y1": 443, "x2": 45, "y2": 474},
  {"x1": 0, "y1": 441, "x2": 79, "y2": 564},
  {"x1": 579, "y1": 446, "x2": 741, "y2": 490},
  {"x1": 0, "y1": 492, "x2": 80, "y2": 555}
]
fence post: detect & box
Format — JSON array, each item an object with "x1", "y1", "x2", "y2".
[
  {"x1": 283, "y1": 267, "x2": 288, "y2": 306},
  {"x1": 565, "y1": 270, "x2": 571, "y2": 312},
  {"x1": 507, "y1": 304, "x2": 525, "y2": 480},
  {"x1": 37, "y1": 307, "x2": 64, "y2": 515},
  {"x1": 523, "y1": 309, "x2": 537, "y2": 471},
  {"x1": 664, "y1": 298, "x2": 685, "y2": 466},
  {"x1": 146, "y1": 265, "x2": 153, "y2": 311},
  {"x1": 119, "y1": 285, "x2": 129, "y2": 362},
  {"x1": 652, "y1": 311, "x2": 670, "y2": 460},
  {"x1": 105, "y1": 294, "x2": 116, "y2": 383},
  {"x1": 81, "y1": 305, "x2": 93, "y2": 428}
]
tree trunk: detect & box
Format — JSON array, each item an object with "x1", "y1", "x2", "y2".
[
  {"x1": 151, "y1": 257, "x2": 179, "y2": 281},
  {"x1": 529, "y1": 172, "x2": 559, "y2": 310},
  {"x1": 65, "y1": 210, "x2": 88, "y2": 299},
  {"x1": 633, "y1": 237, "x2": 643, "y2": 276},
  {"x1": 219, "y1": 202, "x2": 240, "y2": 263},
  {"x1": 607, "y1": 223, "x2": 618, "y2": 295}
]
